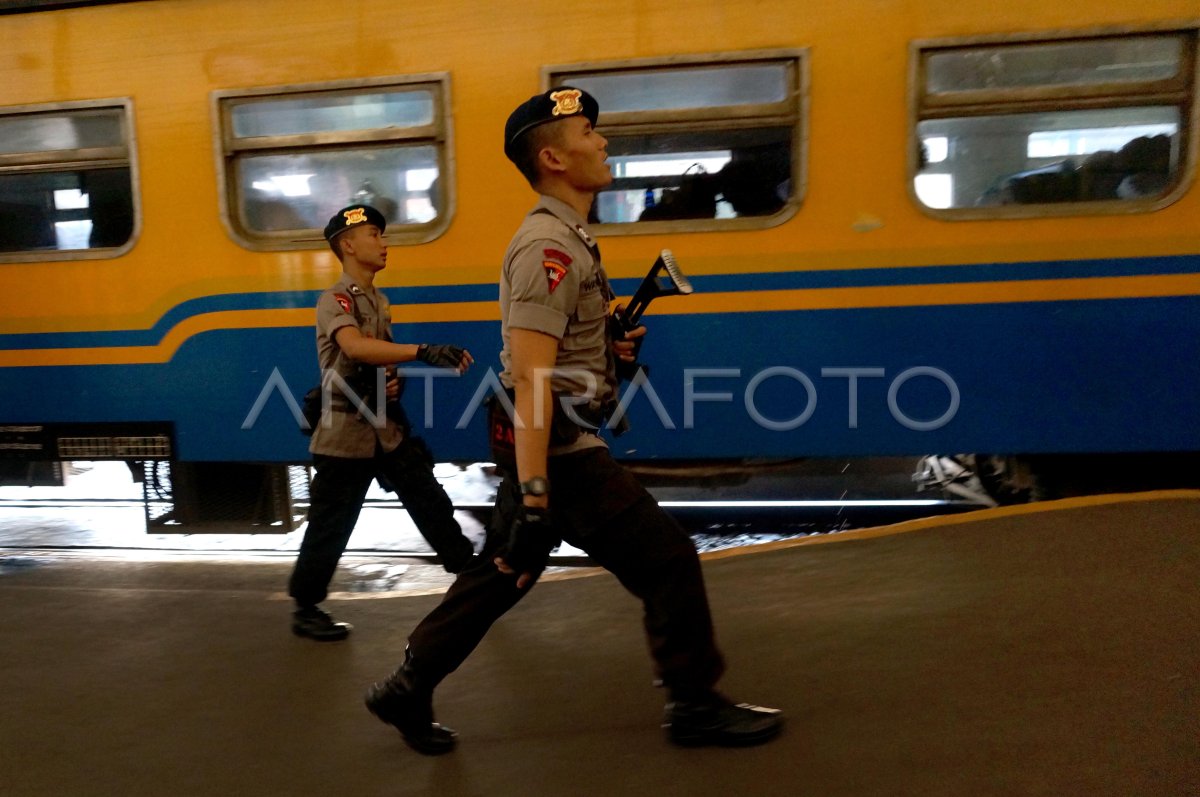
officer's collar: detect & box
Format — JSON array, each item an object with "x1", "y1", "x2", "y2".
[{"x1": 534, "y1": 195, "x2": 596, "y2": 249}]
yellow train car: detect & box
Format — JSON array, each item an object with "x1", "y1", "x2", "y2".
[{"x1": 1, "y1": 0, "x2": 1197, "y2": 509}]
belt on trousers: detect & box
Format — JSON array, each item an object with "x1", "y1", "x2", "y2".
[{"x1": 326, "y1": 396, "x2": 411, "y2": 430}]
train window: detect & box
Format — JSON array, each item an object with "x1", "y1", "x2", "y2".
[
  {"x1": 911, "y1": 29, "x2": 1197, "y2": 217},
  {"x1": 546, "y1": 51, "x2": 807, "y2": 232},
  {"x1": 925, "y1": 36, "x2": 1184, "y2": 93},
  {"x1": 0, "y1": 101, "x2": 137, "y2": 260},
  {"x1": 213, "y1": 76, "x2": 452, "y2": 250},
  {"x1": 229, "y1": 91, "x2": 435, "y2": 138},
  {"x1": 568, "y1": 64, "x2": 791, "y2": 112}
]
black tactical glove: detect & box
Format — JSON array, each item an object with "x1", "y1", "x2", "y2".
[
  {"x1": 416, "y1": 343, "x2": 466, "y2": 369},
  {"x1": 615, "y1": 357, "x2": 647, "y2": 382},
  {"x1": 607, "y1": 315, "x2": 647, "y2": 382},
  {"x1": 496, "y1": 505, "x2": 558, "y2": 583}
]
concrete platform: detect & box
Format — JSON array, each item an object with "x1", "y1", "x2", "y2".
[{"x1": 1, "y1": 491, "x2": 1197, "y2": 796}]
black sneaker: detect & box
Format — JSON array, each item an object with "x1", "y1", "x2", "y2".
[
  {"x1": 365, "y1": 673, "x2": 457, "y2": 755},
  {"x1": 292, "y1": 607, "x2": 351, "y2": 641},
  {"x1": 664, "y1": 695, "x2": 783, "y2": 747}
]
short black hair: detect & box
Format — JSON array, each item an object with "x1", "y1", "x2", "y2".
[
  {"x1": 512, "y1": 122, "x2": 565, "y2": 188},
  {"x1": 328, "y1": 236, "x2": 346, "y2": 261}
]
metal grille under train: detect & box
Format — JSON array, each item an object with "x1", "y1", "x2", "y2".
[
  {"x1": 142, "y1": 461, "x2": 310, "y2": 534},
  {"x1": 0, "y1": 423, "x2": 173, "y2": 462}
]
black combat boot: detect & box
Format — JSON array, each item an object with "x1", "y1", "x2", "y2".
[
  {"x1": 364, "y1": 649, "x2": 457, "y2": 755},
  {"x1": 292, "y1": 606, "x2": 351, "y2": 641},
  {"x1": 663, "y1": 691, "x2": 784, "y2": 747}
]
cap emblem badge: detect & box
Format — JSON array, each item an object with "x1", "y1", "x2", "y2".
[
  {"x1": 550, "y1": 89, "x2": 583, "y2": 117},
  {"x1": 343, "y1": 207, "x2": 367, "y2": 225}
]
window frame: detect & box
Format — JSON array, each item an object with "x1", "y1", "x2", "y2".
[
  {"x1": 0, "y1": 97, "x2": 141, "y2": 263},
  {"x1": 211, "y1": 73, "x2": 455, "y2": 251},
  {"x1": 908, "y1": 23, "x2": 1200, "y2": 220},
  {"x1": 544, "y1": 48, "x2": 809, "y2": 235}
]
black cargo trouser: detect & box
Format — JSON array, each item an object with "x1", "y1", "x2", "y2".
[
  {"x1": 288, "y1": 436, "x2": 472, "y2": 607},
  {"x1": 405, "y1": 445, "x2": 726, "y2": 698}
]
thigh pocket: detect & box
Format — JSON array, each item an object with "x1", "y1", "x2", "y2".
[{"x1": 550, "y1": 449, "x2": 646, "y2": 539}]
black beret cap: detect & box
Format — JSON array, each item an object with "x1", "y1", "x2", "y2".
[
  {"x1": 323, "y1": 204, "x2": 386, "y2": 242},
  {"x1": 504, "y1": 86, "x2": 600, "y2": 161}
]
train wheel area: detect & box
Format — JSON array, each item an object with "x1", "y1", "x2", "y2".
[
  {"x1": 0, "y1": 457, "x2": 974, "y2": 563},
  {"x1": 0, "y1": 490, "x2": 1195, "y2": 795}
]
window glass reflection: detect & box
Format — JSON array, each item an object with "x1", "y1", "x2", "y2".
[
  {"x1": 915, "y1": 107, "x2": 1180, "y2": 208},
  {"x1": 569, "y1": 64, "x2": 789, "y2": 113},
  {"x1": 0, "y1": 111, "x2": 124, "y2": 155},
  {"x1": 230, "y1": 91, "x2": 435, "y2": 138},
  {"x1": 926, "y1": 36, "x2": 1182, "y2": 93},
  {"x1": 597, "y1": 128, "x2": 792, "y2": 223},
  {"x1": 0, "y1": 167, "x2": 133, "y2": 252},
  {"x1": 236, "y1": 145, "x2": 440, "y2": 232}
]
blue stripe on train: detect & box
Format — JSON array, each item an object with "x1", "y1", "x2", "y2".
[
  {"x1": 0, "y1": 253, "x2": 1196, "y2": 350},
  {"x1": 669, "y1": 252, "x2": 1200, "y2": 294},
  {"x1": 1, "y1": 294, "x2": 1197, "y2": 461}
]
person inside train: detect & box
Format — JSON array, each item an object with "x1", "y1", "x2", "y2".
[
  {"x1": 637, "y1": 164, "x2": 718, "y2": 221},
  {"x1": 351, "y1": 178, "x2": 400, "y2": 222},
  {"x1": 1076, "y1": 149, "x2": 1125, "y2": 201},
  {"x1": 989, "y1": 133, "x2": 1175, "y2": 205},
  {"x1": 362, "y1": 87, "x2": 784, "y2": 755},
  {"x1": 1114, "y1": 134, "x2": 1173, "y2": 199},
  {"x1": 287, "y1": 203, "x2": 476, "y2": 641},
  {"x1": 715, "y1": 145, "x2": 789, "y2": 217},
  {"x1": 244, "y1": 197, "x2": 309, "y2": 232}
]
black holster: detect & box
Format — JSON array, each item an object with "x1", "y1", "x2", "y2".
[{"x1": 487, "y1": 389, "x2": 593, "y2": 472}]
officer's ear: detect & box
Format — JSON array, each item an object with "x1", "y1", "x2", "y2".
[
  {"x1": 537, "y1": 145, "x2": 568, "y2": 178},
  {"x1": 533, "y1": 123, "x2": 569, "y2": 179}
]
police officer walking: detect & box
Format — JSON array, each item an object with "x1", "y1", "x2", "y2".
[
  {"x1": 288, "y1": 204, "x2": 475, "y2": 641},
  {"x1": 363, "y1": 90, "x2": 782, "y2": 752}
]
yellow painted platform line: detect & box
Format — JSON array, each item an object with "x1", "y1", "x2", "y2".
[
  {"x1": 321, "y1": 490, "x2": 1200, "y2": 599},
  {"x1": 703, "y1": 488, "x2": 1200, "y2": 561}
]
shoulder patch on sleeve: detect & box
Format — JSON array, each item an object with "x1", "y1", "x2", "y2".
[
  {"x1": 543, "y1": 247, "x2": 573, "y2": 267},
  {"x1": 543, "y1": 260, "x2": 568, "y2": 293},
  {"x1": 333, "y1": 293, "x2": 353, "y2": 313}
]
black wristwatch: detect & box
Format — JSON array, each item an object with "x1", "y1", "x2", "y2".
[{"x1": 519, "y1": 476, "x2": 549, "y2": 497}]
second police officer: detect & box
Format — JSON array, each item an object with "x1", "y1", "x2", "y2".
[{"x1": 287, "y1": 204, "x2": 475, "y2": 641}]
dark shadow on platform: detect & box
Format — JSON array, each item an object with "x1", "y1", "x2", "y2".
[{"x1": 0, "y1": 492, "x2": 1196, "y2": 796}]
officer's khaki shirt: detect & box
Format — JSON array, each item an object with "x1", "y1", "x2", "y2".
[
  {"x1": 499, "y1": 195, "x2": 618, "y2": 453},
  {"x1": 309, "y1": 273, "x2": 403, "y2": 457}
]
